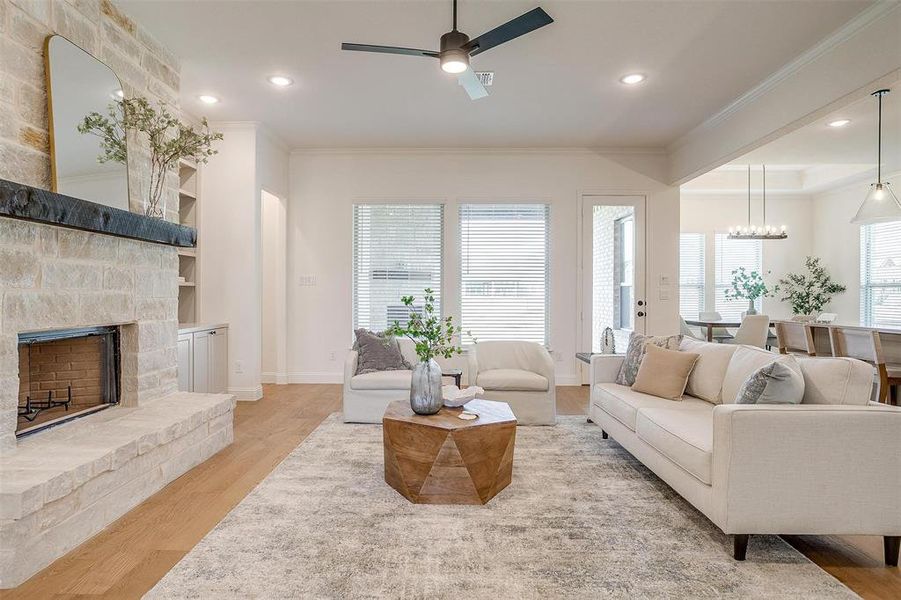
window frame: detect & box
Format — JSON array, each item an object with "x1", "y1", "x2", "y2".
[
  {"x1": 860, "y1": 221, "x2": 901, "y2": 328},
  {"x1": 679, "y1": 232, "x2": 706, "y2": 320}
]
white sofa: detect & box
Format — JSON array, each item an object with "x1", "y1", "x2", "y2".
[
  {"x1": 468, "y1": 341, "x2": 556, "y2": 425},
  {"x1": 343, "y1": 338, "x2": 419, "y2": 423},
  {"x1": 589, "y1": 341, "x2": 901, "y2": 564}
]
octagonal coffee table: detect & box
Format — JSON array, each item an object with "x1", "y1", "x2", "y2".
[{"x1": 382, "y1": 399, "x2": 516, "y2": 505}]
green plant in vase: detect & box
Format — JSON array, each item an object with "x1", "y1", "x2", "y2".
[
  {"x1": 778, "y1": 256, "x2": 846, "y2": 319},
  {"x1": 78, "y1": 96, "x2": 222, "y2": 218},
  {"x1": 386, "y1": 288, "x2": 463, "y2": 415},
  {"x1": 724, "y1": 267, "x2": 779, "y2": 316}
]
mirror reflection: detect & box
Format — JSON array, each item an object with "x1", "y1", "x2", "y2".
[{"x1": 47, "y1": 35, "x2": 129, "y2": 211}]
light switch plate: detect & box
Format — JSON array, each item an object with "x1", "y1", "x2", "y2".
[
  {"x1": 659, "y1": 275, "x2": 671, "y2": 286},
  {"x1": 298, "y1": 275, "x2": 317, "y2": 287},
  {"x1": 658, "y1": 288, "x2": 670, "y2": 300}
]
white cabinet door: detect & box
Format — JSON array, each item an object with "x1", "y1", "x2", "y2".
[
  {"x1": 209, "y1": 328, "x2": 228, "y2": 393},
  {"x1": 177, "y1": 333, "x2": 193, "y2": 392},
  {"x1": 192, "y1": 329, "x2": 211, "y2": 393}
]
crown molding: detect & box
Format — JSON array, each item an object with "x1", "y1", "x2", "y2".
[
  {"x1": 668, "y1": 1, "x2": 900, "y2": 154},
  {"x1": 289, "y1": 146, "x2": 667, "y2": 157}
]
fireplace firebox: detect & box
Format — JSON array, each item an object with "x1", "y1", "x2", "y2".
[{"x1": 16, "y1": 326, "x2": 120, "y2": 437}]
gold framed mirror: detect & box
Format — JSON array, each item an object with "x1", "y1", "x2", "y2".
[{"x1": 45, "y1": 35, "x2": 130, "y2": 211}]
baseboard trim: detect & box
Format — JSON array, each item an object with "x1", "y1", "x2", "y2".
[
  {"x1": 228, "y1": 385, "x2": 264, "y2": 401},
  {"x1": 261, "y1": 372, "x2": 289, "y2": 385},
  {"x1": 287, "y1": 372, "x2": 344, "y2": 384}
]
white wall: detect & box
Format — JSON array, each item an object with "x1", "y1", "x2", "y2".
[
  {"x1": 286, "y1": 150, "x2": 680, "y2": 385},
  {"x1": 680, "y1": 193, "x2": 815, "y2": 320},
  {"x1": 200, "y1": 123, "x2": 289, "y2": 399},
  {"x1": 261, "y1": 190, "x2": 287, "y2": 383}
]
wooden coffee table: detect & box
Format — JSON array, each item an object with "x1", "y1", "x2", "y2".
[{"x1": 382, "y1": 399, "x2": 516, "y2": 505}]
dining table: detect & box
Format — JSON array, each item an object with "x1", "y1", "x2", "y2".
[{"x1": 684, "y1": 317, "x2": 774, "y2": 342}]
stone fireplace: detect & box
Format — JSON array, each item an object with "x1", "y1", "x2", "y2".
[{"x1": 0, "y1": 215, "x2": 235, "y2": 588}]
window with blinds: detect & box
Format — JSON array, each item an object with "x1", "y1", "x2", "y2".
[
  {"x1": 679, "y1": 233, "x2": 705, "y2": 320},
  {"x1": 352, "y1": 204, "x2": 443, "y2": 333},
  {"x1": 714, "y1": 233, "x2": 762, "y2": 320},
  {"x1": 860, "y1": 221, "x2": 901, "y2": 327},
  {"x1": 460, "y1": 203, "x2": 549, "y2": 345}
]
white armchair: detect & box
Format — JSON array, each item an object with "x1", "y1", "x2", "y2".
[
  {"x1": 342, "y1": 338, "x2": 418, "y2": 423},
  {"x1": 468, "y1": 341, "x2": 556, "y2": 425}
]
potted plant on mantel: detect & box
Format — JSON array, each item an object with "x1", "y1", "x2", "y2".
[
  {"x1": 78, "y1": 96, "x2": 222, "y2": 219},
  {"x1": 778, "y1": 256, "x2": 847, "y2": 321},
  {"x1": 386, "y1": 289, "x2": 463, "y2": 415},
  {"x1": 724, "y1": 267, "x2": 779, "y2": 317}
]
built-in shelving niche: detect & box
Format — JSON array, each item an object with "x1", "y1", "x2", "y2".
[{"x1": 178, "y1": 159, "x2": 199, "y2": 324}]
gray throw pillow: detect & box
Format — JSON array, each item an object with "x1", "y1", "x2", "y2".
[
  {"x1": 615, "y1": 332, "x2": 682, "y2": 386},
  {"x1": 735, "y1": 359, "x2": 805, "y2": 405},
  {"x1": 353, "y1": 329, "x2": 411, "y2": 375}
]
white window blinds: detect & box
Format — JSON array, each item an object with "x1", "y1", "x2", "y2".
[
  {"x1": 714, "y1": 233, "x2": 762, "y2": 320},
  {"x1": 352, "y1": 204, "x2": 443, "y2": 332},
  {"x1": 679, "y1": 233, "x2": 705, "y2": 320},
  {"x1": 860, "y1": 221, "x2": 901, "y2": 327},
  {"x1": 460, "y1": 204, "x2": 549, "y2": 345}
]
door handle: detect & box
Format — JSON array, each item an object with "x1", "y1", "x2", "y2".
[
  {"x1": 637, "y1": 311, "x2": 645, "y2": 317},
  {"x1": 637, "y1": 300, "x2": 645, "y2": 307}
]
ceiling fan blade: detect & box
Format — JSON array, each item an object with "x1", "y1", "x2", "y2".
[
  {"x1": 341, "y1": 43, "x2": 439, "y2": 58},
  {"x1": 457, "y1": 68, "x2": 489, "y2": 100},
  {"x1": 463, "y1": 7, "x2": 553, "y2": 57}
]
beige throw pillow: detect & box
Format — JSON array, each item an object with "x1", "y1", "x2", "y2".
[{"x1": 631, "y1": 344, "x2": 700, "y2": 401}]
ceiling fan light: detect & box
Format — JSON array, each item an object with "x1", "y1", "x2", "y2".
[
  {"x1": 852, "y1": 182, "x2": 901, "y2": 225},
  {"x1": 441, "y1": 49, "x2": 469, "y2": 74}
]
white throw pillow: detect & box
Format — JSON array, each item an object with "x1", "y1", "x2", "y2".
[{"x1": 679, "y1": 337, "x2": 738, "y2": 404}]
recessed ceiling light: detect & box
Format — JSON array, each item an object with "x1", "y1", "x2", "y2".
[
  {"x1": 268, "y1": 75, "x2": 294, "y2": 87},
  {"x1": 198, "y1": 95, "x2": 220, "y2": 104},
  {"x1": 619, "y1": 73, "x2": 646, "y2": 85},
  {"x1": 827, "y1": 119, "x2": 851, "y2": 128}
]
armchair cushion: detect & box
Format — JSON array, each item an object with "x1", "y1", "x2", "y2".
[
  {"x1": 353, "y1": 329, "x2": 411, "y2": 375},
  {"x1": 350, "y1": 369, "x2": 412, "y2": 390},
  {"x1": 477, "y1": 368, "x2": 548, "y2": 392}
]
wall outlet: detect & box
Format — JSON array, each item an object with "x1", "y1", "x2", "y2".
[
  {"x1": 235, "y1": 360, "x2": 244, "y2": 374},
  {"x1": 329, "y1": 351, "x2": 336, "y2": 362},
  {"x1": 298, "y1": 275, "x2": 317, "y2": 287}
]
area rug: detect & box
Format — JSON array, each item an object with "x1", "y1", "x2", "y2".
[{"x1": 145, "y1": 415, "x2": 856, "y2": 599}]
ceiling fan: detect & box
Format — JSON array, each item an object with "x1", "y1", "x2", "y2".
[{"x1": 341, "y1": 0, "x2": 553, "y2": 100}]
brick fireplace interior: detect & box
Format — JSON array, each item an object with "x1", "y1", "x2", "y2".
[{"x1": 16, "y1": 327, "x2": 120, "y2": 435}]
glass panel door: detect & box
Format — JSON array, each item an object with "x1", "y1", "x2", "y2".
[{"x1": 582, "y1": 196, "x2": 646, "y2": 358}]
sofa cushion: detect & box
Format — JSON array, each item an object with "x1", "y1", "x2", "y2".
[
  {"x1": 680, "y1": 337, "x2": 738, "y2": 404},
  {"x1": 636, "y1": 407, "x2": 713, "y2": 484},
  {"x1": 632, "y1": 344, "x2": 700, "y2": 400},
  {"x1": 350, "y1": 369, "x2": 412, "y2": 390},
  {"x1": 477, "y1": 369, "x2": 548, "y2": 391},
  {"x1": 721, "y1": 346, "x2": 799, "y2": 404},
  {"x1": 797, "y1": 356, "x2": 874, "y2": 405},
  {"x1": 593, "y1": 383, "x2": 713, "y2": 431}
]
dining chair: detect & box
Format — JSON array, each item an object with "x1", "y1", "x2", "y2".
[
  {"x1": 829, "y1": 327, "x2": 901, "y2": 405},
  {"x1": 699, "y1": 311, "x2": 733, "y2": 342},
  {"x1": 680, "y1": 317, "x2": 702, "y2": 340},
  {"x1": 774, "y1": 320, "x2": 818, "y2": 356},
  {"x1": 725, "y1": 315, "x2": 770, "y2": 348}
]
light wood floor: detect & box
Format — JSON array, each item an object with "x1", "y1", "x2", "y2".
[{"x1": 3, "y1": 385, "x2": 898, "y2": 599}]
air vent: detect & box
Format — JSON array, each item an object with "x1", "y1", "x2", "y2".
[{"x1": 475, "y1": 72, "x2": 494, "y2": 86}]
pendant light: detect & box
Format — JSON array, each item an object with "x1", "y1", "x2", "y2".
[
  {"x1": 728, "y1": 165, "x2": 788, "y2": 240},
  {"x1": 852, "y1": 89, "x2": 901, "y2": 224}
]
